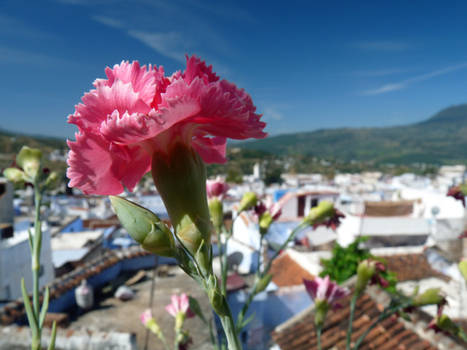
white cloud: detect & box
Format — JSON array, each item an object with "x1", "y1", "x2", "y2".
[
  {"x1": 127, "y1": 31, "x2": 187, "y2": 63},
  {"x1": 362, "y1": 62, "x2": 467, "y2": 95},
  {"x1": 91, "y1": 15, "x2": 123, "y2": 29},
  {"x1": 263, "y1": 107, "x2": 284, "y2": 121},
  {"x1": 353, "y1": 41, "x2": 409, "y2": 51},
  {"x1": 351, "y1": 68, "x2": 409, "y2": 77}
]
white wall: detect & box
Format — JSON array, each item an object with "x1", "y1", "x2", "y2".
[{"x1": 0, "y1": 226, "x2": 54, "y2": 300}]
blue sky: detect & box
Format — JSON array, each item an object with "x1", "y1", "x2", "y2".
[{"x1": 1, "y1": 0, "x2": 467, "y2": 139}]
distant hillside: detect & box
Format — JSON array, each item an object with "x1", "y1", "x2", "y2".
[{"x1": 239, "y1": 104, "x2": 467, "y2": 164}]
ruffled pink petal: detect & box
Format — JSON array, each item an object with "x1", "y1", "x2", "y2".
[
  {"x1": 93, "y1": 61, "x2": 158, "y2": 107},
  {"x1": 67, "y1": 132, "x2": 150, "y2": 195},
  {"x1": 69, "y1": 80, "x2": 151, "y2": 133},
  {"x1": 179, "y1": 294, "x2": 189, "y2": 313},
  {"x1": 183, "y1": 55, "x2": 219, "y2": 85},
  {"x1": 192, "y1": 135, "x2": 227, "y2": 164},
  {"x1": 165, "y1": 304, "x2": 177, "y2": 317},
  {"x1": 303, "y1": 278, "x2": 318, "y2": 300},
  {"x1": 140, "y1": 309, "x2": 152, "y2": 325},
  {"x1": 100, "y1": 97, "x2": 201, "y2": 146}
]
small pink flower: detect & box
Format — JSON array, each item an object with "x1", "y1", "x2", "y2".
[
  {"x1": 313, "y1": 209, "x2": 345, "y2": 231},
  {"x1": 140, "y1": 309, "x2": 153, "y2": 325},
  {"x1": 303, "y1": 276, "x2": 349, "y2": 310},
  {"x1": 206, "y1": 178, "x2": 229, "y2": 199},
  {"x1": 254, "y1": 198, "x2": 282, "y2": 220},
  {"x1": 447, "y1": 186, "x2": 466, "y2": 207},
  {"x1": 67, "y1": 56, "x2": 266, "y2": 195},
  {"x1": 165, "y1": 293, "x2": 195, "y2": 318}
]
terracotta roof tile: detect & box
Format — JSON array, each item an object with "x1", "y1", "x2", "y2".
[
  {"x1": 271, "y1": 291, "x2": 440, "y2": 350},
  {"x1": 269, "y1": 252, "x2": 315, "y2": 287},
  {"x1": 382, "y1": 254, "x2": 449, "y2": 282}
]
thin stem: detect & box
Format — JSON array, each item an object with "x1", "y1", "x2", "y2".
[
  {"x1": 217, "y1": 229, "x2": 225, "y2": 295},
  {"x1": 257, "y1": 237, "x2": 263, "y2": 275},
  {"x1": 220, "y1": 308, "x2": 242, "y2": 350},
  {"x1": 317, "y1": 326, "x2": 322, "y2": 350},
  {"x1": 31, "y1": 183, "x2": 43, "y2": 350},
  {"x1": 346, "y1": 294, "x2": 358, "y2": 350}
]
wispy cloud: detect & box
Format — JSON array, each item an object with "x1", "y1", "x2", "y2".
[
  {"x1": 351, "y1": 68, "x2": 409, "y2": 77},
  {"x1": 353, "y1": 40, "x2": 409, "y2": 52},
  {"x1": 127, "y1": 30, "x2": 188, "y2": 63},
  {"x1": 91, "y1": 15, "x2": 123, "y2": 29},
  {"x1": 362, "y1": 62, "x2": 467, "y2": 95},
  {"x1": 0, "y1": 14, "x2": 57, "y2": 41},
  {"x1": 263, "y1": 107, "x2": 284, "y2": 121}
]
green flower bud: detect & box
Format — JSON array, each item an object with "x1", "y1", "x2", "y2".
[
  {"x1": 151, "y1": 143, "x2": 213, "y2": 258},
  {"x1": 355, "y1": 260, "x2": 376, "y2": 296},
  {"x1": 413, "y1": 288, "x2": 445, "y2": 307},
  {"x1": 208, "y1": 198, "x2": 223, "y2": 233},
  {"x1": 109, "y1": 196, "x2": 176, "y2": 257},
  {"x1": 459, "y1": 260, "x2": 467, "y2": 283},
  {"x1": 255, "y1": 273, "x2": 273, "y2": 293},
  {"x1": 238, "y1": 192, "x2": 257, "y2": 213},
  {"x1": 3, "y1": 168, "x2": 25, "y2": 184},
  {"x1": 259, "y1": 212, "x2": 273, "y2": 235},
  {"x1": 206, "y1": 275, "x2": 228, "y2": 316},
  {"x1": 304, "y1": 201, "x2": 334, "y2": 226},
  {"x1": 436, "y1": 314, "x2": 462, "y2": 335},
  {"x1": 44, "y1": 171, "x2": 59, "y2": 189},
  {"x1": 146, "y1": 318, "x2": 163, "y2": 337},
  {"x1": 16, "y1": 146, "x2": 42, "y2": 181},
  {"x1": 314, "y1": 299, "x2": 330, "y2": 327}
]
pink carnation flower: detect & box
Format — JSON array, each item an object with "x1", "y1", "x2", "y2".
[
  {"x1": 165, "y1": 293, "x2": 195, "y2": 318},
  {"x1": 303, "y1": 275, "x2": 349, "y2": 310},
  {"x1": 206, "y1": 177, "x2": 229, "y2": 199},
  {"x1": 67, "y1": 56, "x2": 266, "y2": 195},
  {"x1": 140, "y1": 309, "x2": 153, "y2": 325},
  {"x1": 254, "y1": 198, "x2": 282, "y2": 221}
]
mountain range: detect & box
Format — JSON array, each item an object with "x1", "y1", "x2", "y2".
[
  {"x1": 2, "y1": 104, "x2": 467, "y2": 166},
  {"x1": 238, "y1": 104, "x2": 467, "y2": 164}
]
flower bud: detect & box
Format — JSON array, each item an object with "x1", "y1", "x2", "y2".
[
  {"x1": 208, "y1": 198, "x2": 223, "y2": 233},
  {"x1": 355, "y1": 260, "x2": 376, "y2": 296},
  {"x1": 314, "y1": 299, "x2": 330, "y2": 327},
  {"x1": 151, "y1": 143, "x2": 213, "y2": 257},
  {"x1": 16, "y1": 146, "x2": 42, "y2": 181},
  {"x1": 3, "y1": 168, "x2": 25, "y2": 184},
  {"x1": 413, "y1": 288, "x2": 445, "y2": 307},
  {"x1": 109, "y1": 196, "x2": 176, "y2": 257},
  {"x1": 238, "y1": 192, "x2": 257, "y2": 213},
  {"x1": 255, "y1": 273, "x2": 273, "y2": 293},
  {"x1": 44, "y1": 171, "x2": 59, "y2": 189},
  {"x1": 459, "y1": 260, "x2": 467, "y2": 283},
  {"x1": 259, "y1": 212, "x2": 273, "y2": 235},
  {"x1": 304, "y1": 201, "x2": 334, "y2": 226},
  {"x1": 206, "y1": 275, "x2": 228, "y2": 316}
]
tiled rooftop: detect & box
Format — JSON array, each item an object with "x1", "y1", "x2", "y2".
[
  {"x1": 272, "y1": 289, "x2": 446, "y2": 350},
  {"x1": 382, "y1": 254, "x2": 449, "y2": 282},
  {"x1": 269, "y1": 251, "x2": 315, "y2": 287}
]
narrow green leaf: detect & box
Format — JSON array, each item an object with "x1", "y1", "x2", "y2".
[
  {"x1": 240, "y1": 312, "x2": 255, "y2": 329},
  {"x1": 188, "y1": 296, "x2": 207, "y2": 324},
  {"x1": 21, "y1": 278, "x2": 38, "y2": 334},
  {"x1": 47, "y1": 321, "x2": 57, "y2": 350},
  {"x1": 27, "y1": 229, "x2": 33, "y2": 252},
  {"x1": 39, "y1": 286, "x2": 50, "y2": 328}
]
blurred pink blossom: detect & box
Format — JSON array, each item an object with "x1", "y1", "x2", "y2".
[
  {"x1": 140, "y1": 309, "x2": 153, "y2": 325},
  {"x1": 67, "y1": 56, "x2": 266, "y2": 195},
  {"x1": 206, "y1": 178, "x2": 229, "y2": 199},
  {"x1": 165, "y1": 293, "x2": 195, "y2": 318},
  {"x1": 303, "y1": 275, "x2": 349, "y2": 310}
]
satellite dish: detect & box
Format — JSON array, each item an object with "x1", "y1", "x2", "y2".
[{"x1": 431, "y1": 206, "x2": 440, "y2": 217}]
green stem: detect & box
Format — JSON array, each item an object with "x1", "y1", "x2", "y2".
[
  {"x1": 217, "y1": 229, "x2": 226, "y2": 296},
  {"x1": 317, "y1": 326, "x2": 322, "y2": 350},
  {"x1": 257, "y1": 237, "x2": 263, "y2": 275},
  {"x1": 31, "y1": 183, "x2": 43, "y2": 350},
  {"x1": 220, "y1": 309, "x2": 242, "y2": 350},
  {"x1": 221, "y1": 234, "x2": 229, "y2": 296},
  {"x1": 346, "y1": 294, "x2": 358, "y2": 350}
]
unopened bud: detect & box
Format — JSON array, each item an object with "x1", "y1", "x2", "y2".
[
  {"x1": 206, "y1": 275, "x2": 227, "y2": 316},
  {"x1": 110, "y1": 196, "x2": 176, "y2": 257},
  {"x1": 3, "y1": 168, "x2": 25, "y2": 184},
  {"x1": 259, "y1": 212, "x2": 273, "y2": 235},
  {"x1": 238, "y1": 192, "x2": 257, "y2": 213},
  {"x1": 255, "y1": 273, "x2": 273, "y2": 293},
  {"x1": 44, "y1": 171, "x2": 59, "y2": 189},
  {"x1": 355, "y1": 260, "x2": 376, "y2": 296},
  {"x1": 16, "y1": 146, "x2": 42, "y2": 180},
  {"x1": 413, "y1": 288, "x2": 445, "y2": 307},
  {"x1": 459, "y1": 260, "x2": 467, "y2": 283},
  {"x1": 304, "y1": 201, "x2": 334, "y2": 226},
  {"x1": 314, "y1": 299, "x2": 330, "y2": 327},
  {"x1": 209, "y1": 198, "x2": 223, "y2": 232}
]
